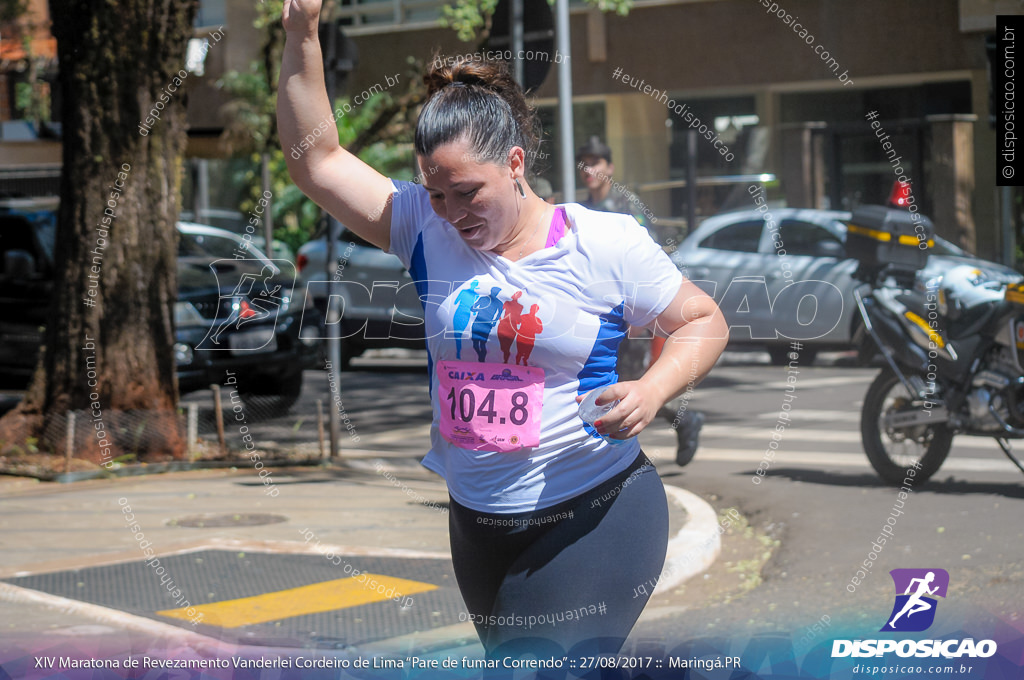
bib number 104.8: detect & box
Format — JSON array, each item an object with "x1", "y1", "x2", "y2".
[
  {"x1": 436, "y1": 360, "x2": 544, "y2": 452},
  {"x1": 445, "y1": 388, "x2": 530, "y2": 426}
]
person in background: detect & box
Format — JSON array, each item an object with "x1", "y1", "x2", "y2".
[
  {"x1": 530, "y1": 176, "x2": 556, "y2": 204},
  {"x1": 577, "y1": 135, "x2": 706, "y2": 466},
  {"x1": 576, "y1": 136, "x2": 651, "y2": 228}
]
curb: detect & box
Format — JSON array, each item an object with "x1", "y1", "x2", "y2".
[
  {"x1": 655, "y1": 486, "x2": 723, "y2": 594},
  {"x1": 0, "y1": 482, "x2": 722, "y2": 656},
  {"x1": 0, "y1": 581, "x2": 227, "y2": 652}
]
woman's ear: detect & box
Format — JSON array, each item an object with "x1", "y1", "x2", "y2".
[{"x1": 507, "y1": 145, "x2": 527, "y2": 180}]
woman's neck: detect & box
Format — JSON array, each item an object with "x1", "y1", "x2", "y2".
[{"x1": 495, "y1": 198, "x2": 553, "y2": 262}]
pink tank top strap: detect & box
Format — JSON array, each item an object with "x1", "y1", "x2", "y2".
[{"x1": 544, "y1": 207, "x2": 568, "y2": 248}]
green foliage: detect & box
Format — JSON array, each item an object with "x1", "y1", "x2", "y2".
[
  {"x1": 219, "y1": 65, "x2": 275, "y2": 150},
  {"x1": 440, "y1": 0, "x2": 633, "y2": 42},
  {"x1": 230, "y1": 90, "x2": 414, "y2": 254},
  {"x1": 0, "y1": 0, "x2": 28, "y2": 24},
  {"x1": 440, "y1": 0, "x2": 500, "y2": 42},
  {"x1": 14, "y1": 81, "x2": 49, "y2": 122}
]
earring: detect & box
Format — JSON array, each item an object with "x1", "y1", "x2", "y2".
[{"x1": 515, "y1": 179, "x2": 526, "y2": 198}]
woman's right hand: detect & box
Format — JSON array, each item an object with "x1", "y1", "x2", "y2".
[{"x1": 282, "y1": 0, "x2": 321, "y2": 34}]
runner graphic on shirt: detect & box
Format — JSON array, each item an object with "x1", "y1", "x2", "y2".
[
  {"x1": 515, "y1": 304, "x2": 543, "y2": 366},
  {"x1": 497, "y1": 290, "x2": 524, "y2": 363},
  {"x1": 470, "y1": 286, "x2": 504, "y2": 361},
  {"x1": 450, "y1": 279, "x2": 480, "y2": 359}
]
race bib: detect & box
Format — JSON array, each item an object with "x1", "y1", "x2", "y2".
[{"x1": 437, "y1": 360, "x2": 544, "y2": 452}]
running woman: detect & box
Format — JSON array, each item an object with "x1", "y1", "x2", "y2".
[{"x1": 278, "y1": 0, "x2": 728, "y2": 658}]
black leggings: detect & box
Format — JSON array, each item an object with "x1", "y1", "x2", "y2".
[{"x1": 449, "y1": 450, "x2": 669, "y2": 659}]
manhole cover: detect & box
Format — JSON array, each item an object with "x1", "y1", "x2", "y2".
[{"x1": 167, "y1": 513, "x2": 288, "y2": 528}]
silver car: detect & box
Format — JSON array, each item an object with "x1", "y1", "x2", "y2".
[
  {"x1": 295, "y1": 222, "x2": 424, "y2": 367},
  {"x1": 670, "y1": 208, "x2": 1020, "y2": 364}
]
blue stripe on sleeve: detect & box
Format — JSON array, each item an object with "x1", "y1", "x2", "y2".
[{"x1": 576, "y1": 303, "x2": 629, "y2": 439}]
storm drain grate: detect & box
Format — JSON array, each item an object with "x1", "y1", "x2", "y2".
[{"x1": 3, "y1": 550, "x2": 464, "y2": 648}]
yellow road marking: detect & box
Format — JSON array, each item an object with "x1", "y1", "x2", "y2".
[{"x1": 157, "y1": 574, "x2": 437, "y2": 628}]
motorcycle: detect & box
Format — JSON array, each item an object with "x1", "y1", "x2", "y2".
[{"x1": 850, "y1": 205, "x2": 1024, "y2": 485}]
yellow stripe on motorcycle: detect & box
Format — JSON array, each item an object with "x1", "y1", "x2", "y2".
[
  {"x1": 904, "y1": 311, "x2": 945, "y2": 348},
  {"x1": 847, "y1": 224, "x2": 891, "y2": 242},
  {"x1": 1006, "y1": 282, "x2": 1024, "y2": 306},
  {"x1": 896, "y1": 234, "x2": 933, "y2": 248}
]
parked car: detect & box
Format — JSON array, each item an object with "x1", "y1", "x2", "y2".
[
  {"x1": 295, "y1": 220, "x2": 425, "y2": 367},
  {"x1": 670, "y1": 207, "x2": 1020, "y2": 364},
  {"x1": 179, "y1": 208, "x2": 296, "y2": 263},
  {"x1": 174, "y1": 223, "x2": 320, "y2": 411},
  {"x1": 0, "y1": 203, "x2": 319, "y2": 412}
]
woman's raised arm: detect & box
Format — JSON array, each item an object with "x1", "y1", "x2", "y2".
[{"x1": 278, "y1": 0, "x2": 397, "y2": 250}]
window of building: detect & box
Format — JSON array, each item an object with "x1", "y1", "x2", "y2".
[{"x1": 194, "y1": 0, "x2": 225, "y2": 28}]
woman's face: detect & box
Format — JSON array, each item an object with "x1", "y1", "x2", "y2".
[{"x1": 418, "y1": 138, "x2": 521, "y2": 252}]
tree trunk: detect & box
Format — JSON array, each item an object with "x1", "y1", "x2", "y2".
[{"x1": 0, "y1": 0, "x2": 198, "y2": 466}]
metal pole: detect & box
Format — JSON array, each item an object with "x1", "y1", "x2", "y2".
[
  {"x1": 65, "y1": 411, "x2": 75, "y2": 474},
  {"x1": 187, "y1": 403, "x2": 198, "y2": 460},
  {"x1": 511, "y1": 0, "x2": 524, "y2": 86},
  {"x1": 686, "y1": 129, "x2": 697, "y2": 235},
  {"x1": 261, "y1": 153, "x2": 274, "y2": 258},
  {"x1": 317, "y1": 399, "x2": 327, "y2": 461},
  {"x1": 555, "y1": 0, "x2": 575, "y2": 203},
  {"x1": 211, "y1": 385, "x2": 227, "y2": 455},
  {"x1": 324, "y1": 14, "x2": 341, "y2": 462},
  {"x1": 1001, "y1": 186, "x2": 1016, "y2": 267},
  {"x1": 194, "y1": 158, "x2": 209, "y2": 223}
]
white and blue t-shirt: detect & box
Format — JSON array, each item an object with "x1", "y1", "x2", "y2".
[{"x1": 388, "y1": 180, "x2": 683, "y2": 513}]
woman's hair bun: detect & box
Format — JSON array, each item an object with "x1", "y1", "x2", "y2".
[
  {"x1": 424, "y1": 56, "x2": 516, "y2": 98},
  {"x1": 417, "y1": 54, "x2": 543, "y2": 173}
]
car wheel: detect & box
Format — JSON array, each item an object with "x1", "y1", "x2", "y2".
[
  {"x1": 767, "y1": 346, "x2": 817, "y2": 366},
  {"x1": 240, "y1": 371, "x2": 303, "y2": 418}
]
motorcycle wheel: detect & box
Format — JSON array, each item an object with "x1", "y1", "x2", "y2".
[{"x1": 861, "y1": 369, "x2": 953, "y2": 485}]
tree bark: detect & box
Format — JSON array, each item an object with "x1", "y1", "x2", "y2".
[{"x1": 0, "y1": 0, "x2": 198, "y2": 465}]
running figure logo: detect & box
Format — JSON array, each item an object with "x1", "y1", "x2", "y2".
[
  {"x1": 199, "y1": 260, "x2": 292, "y2": 350},
  {"x1": 880, "y1": 568, "x2": 949, "y2": 632}
]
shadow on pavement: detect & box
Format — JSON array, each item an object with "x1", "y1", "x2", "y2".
[{"x1": 750, "y1": 467, "x2": 1024, "y2": 499}]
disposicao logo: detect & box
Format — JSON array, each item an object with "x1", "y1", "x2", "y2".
[
  {"x1": 832, "y1": 568, "x2": 997, "y2": 659},
  {"x1": 881, "y1": 568, "x2": 948, "y2": 632}
]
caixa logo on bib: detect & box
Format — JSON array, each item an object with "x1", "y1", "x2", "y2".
[{"x1": 832, "y1": 568, "x2": 997, "y2": 659}]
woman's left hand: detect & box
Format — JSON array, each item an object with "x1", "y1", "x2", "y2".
[{"x1": 575, "y1": 380, "x2": 665, "y2": 440}]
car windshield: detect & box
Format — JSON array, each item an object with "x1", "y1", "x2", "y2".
[
  {"x1": 312, "y1": 223, "x2": 376, "y2": 249},
  {"x1": 178, "y1": 230, "x2": 243, "y2": 259}
]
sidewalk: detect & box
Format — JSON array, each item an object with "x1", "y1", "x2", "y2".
[{"x1": 0, "y1": 449, "x2": 721, "y2": 660}]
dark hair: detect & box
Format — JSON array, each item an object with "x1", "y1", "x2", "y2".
[
  {"x1": 416, "y1": 56, "x2": 542, "y2": 174},
  {"x1": 576, "y1": 135, "x2": 612, "y2": 163}
]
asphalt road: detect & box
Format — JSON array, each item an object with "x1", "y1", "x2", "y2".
[
  {"x1": 632, "y1": 350, "x2": 1024, "y2": 665},
  {"x1": 3, "y1": 347, "x2": 1022, "y2": 674},
  {"x1": 329, "y1": 348, "x2": 1024, "y2": 661}
]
